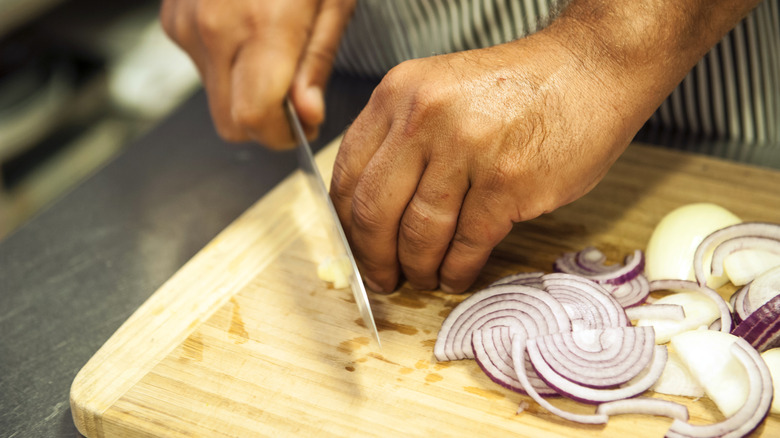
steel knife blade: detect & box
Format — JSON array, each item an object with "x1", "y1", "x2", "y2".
[{"x1": 284, "y1": 98, "x2": 381, "y2": 348}]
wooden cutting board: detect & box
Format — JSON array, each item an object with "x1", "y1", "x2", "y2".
[{"x1": 71, "y1": 137, "x2": 780, "y2": 437}]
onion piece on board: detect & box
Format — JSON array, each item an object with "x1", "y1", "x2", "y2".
[
  {"x1": 433, "y1": 283, "x2": 571, "y2": 361},
  {"x1": 554, "y1": 248, "x2": 645, "y2": 285},
  {"x1": 530, "y1": 327, "x2": 656, "y2": 389},
  {"x1": 596, "y1": 398, "x2": 689, "y2": 421},
  {"x1": 731, "y1": 293, "x2": 780, "y2": 353},
  {"x1": 635, "y1": 291, "x2": 720, "y2": 344},
  {"x1": 472, "y1": 326, "x2": 556, "y2": 395},
  {"x1": 665, "y1": 338, "x2": 772, "y2": 438},
  {"x1": 693, "y1": 222, "x2": 780, "y2": 286},
  {"x1": 510, "y1": 336, "x2": 609, "y2": 424},
  {"x1": 760, "y1": 348, "x2": 780, "y2": 414},
  {"x1": 648, "y1": 280, "x2": 732, "y2": 334},
  {"x1": 744, "y1": 265, "x2": 780, "y2": 317}
]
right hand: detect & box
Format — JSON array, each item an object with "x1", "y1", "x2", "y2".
[{"x1": 160, "y1": 0, "x2": 356, "y2": 148}]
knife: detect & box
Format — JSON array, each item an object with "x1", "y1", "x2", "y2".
[{"x1": 284, "y1": 98, "x2": 381, "y2": 348}]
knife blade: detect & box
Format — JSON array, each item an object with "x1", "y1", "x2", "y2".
[{"x1": 284, "y1": 98, "x2": 381, "y2": 348}]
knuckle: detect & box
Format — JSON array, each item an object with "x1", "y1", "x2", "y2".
[
  {"x1": 194, "y1": 3, "x2": 223, "y2": 39},
  {"x1": 231, "y1": 103, "x2": 269, "y2": 130},
  {"x1": 350, "y1": 191, "x2": 384, "y2": 232},
  {"x1": 399, "y1": 202, "x2": 436, "y2": 251}
]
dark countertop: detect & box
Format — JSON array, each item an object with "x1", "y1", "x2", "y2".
[
  {"x1": 2, "y1": 69, "x2": 779, "y2": 437},
  {"x1": 0, "y1": 72, "x2": 377, "y2": 437}
]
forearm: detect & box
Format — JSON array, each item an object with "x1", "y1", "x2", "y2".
[{"x1": 541, "y1": 0, "x2": 762, "y2": 129}]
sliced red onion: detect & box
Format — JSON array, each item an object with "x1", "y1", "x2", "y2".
[
  {"x1": 708, "y1": 319, "x2": 722, "y2": 331},
  {"x1": 543, "y1": 273, "x2": 629, "y2": 329},
  {"x1": 606, "y1": 274, "x2": 651, "y2": 308},
  {"x1": 472, "y1": 326, "x2": 557, "y2": 395},
  {"x1": 731, "y1": 284, "x2": 751, "y2": 323},
  {"x1": 488, "y1": 271, "x2": 545, "y2": 288},
  {"x1": 510, "y1": 336, "x2": 609, "y2": 424},
  {"x1": 744, "y1": 266, "x2": 780, "y2": 316},
  {"x1": 554, "y1": 248, "x2": 645, "y2": 285},
  {"x1": 531, "y1": 327, "x2": 656, "y2": 388},
  {"x1": 665, "y1": 338, "x2": 772, "y2": 438},
  {"x1": 693, "y1": 222, "x2": 780, "y2": 286},
  {"x1": 732, "y1": 294, "x2": 780, "y2": 352},
  {"x1": 649, "y1": 279, "x2": 732, "y2": 333},
  {"x1": 596, "y1": 398, "x2": 689, "y2": 421},
  {"x1": 433, "y1": 284, "x2": 571, "y2": 361},
  {"x1": 624, "y1": 304, "x2": 686, "y2": 322},
  {"x1": 709, "y1": 236, "x2": 780, "y2": 279},
  {"x1": 527, "y1": 336, "x2": 667, "y2": 404}
]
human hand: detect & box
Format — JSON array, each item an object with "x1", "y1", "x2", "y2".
[
  {"x1": 160, "y1": 0, "x2": 355, "y2": 148},
  {"x1": 329, "y1": 25, "x2": 660, "y2": 294}
]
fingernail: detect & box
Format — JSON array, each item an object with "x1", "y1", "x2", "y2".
[
  {"x1": 440, "y1": 283, "x2": 455, "y2": 294},
  {"x1": 364, "y1": 277, "x2": 385, "y2": 294}
]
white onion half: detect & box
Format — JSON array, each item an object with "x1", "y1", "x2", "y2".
[{"x1": 645, "y1": 203, "x2": 740, "y2": 288}]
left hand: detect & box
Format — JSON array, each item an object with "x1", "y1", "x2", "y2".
[{"x1": 329, "y1": 26, "x2": 651, "y2": 294}]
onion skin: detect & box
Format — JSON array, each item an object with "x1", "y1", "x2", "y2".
[{"x1": 732, "y1": 294, "x2": 780, "y2": 353}]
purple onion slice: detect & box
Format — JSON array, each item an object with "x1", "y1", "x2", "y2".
[
  {"x1": 693, "y1": 222, "x2": 780, "y2": 286},
  {"x1": 488, "y1": 271, "x2": 545, "y2": 288},
  {"x1": 554, "y1": 247, "x2": 645, "y2": 285},
  {"x1": 543, "y1": 273, "x2": 629, "y2": 329},
  {"x1": 472, "y1": 326, "x2": 557, "y2": 395},
  {"x1": 527, "y1": 337, "x2": 667, "y2": 404},
  {"x1": 531, "y1": 327, "x2": 657, "y2": 389},
  {"x1": 731, "y1": 294, "x2": 780, "y2": 352},
  {"x1": 606, "y1": 274, "x2": 651, "y2": 308},
  {"x1": 434, "y1": 284, "x2": 570, "y2": 361},
  {"x1": 510, "y1": 336, "x2": 609, "y2": 424}
]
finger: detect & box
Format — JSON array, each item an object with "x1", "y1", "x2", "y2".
[
  {"x1": 291, "y1": 0, "x2": 356, "y2": 138},
  {"x1": 346, "y1": 131, "x2": 426, "y2": 293},
  {"x1": 193, "y1": 4, "x2": 250, "y2": 143},
  {"x1": 438, "y1": 186, "x2": 516, "y2": 293},
  {"x1": 330, "y1": 96, "x2": 392, "y2": 234},
  {"x1": 397, "y1": 159, "x2": 469, "y2": 290},
  {"x1": 230, "y1": 37, "x2": 300, "y2": 148}
]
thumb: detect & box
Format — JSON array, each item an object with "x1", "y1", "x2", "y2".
[{"x1": 291, "y1": 0, "x2": 356, "y2": 138}]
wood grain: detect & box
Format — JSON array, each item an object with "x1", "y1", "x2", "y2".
[{"x1": 71, "y1": 138, "x2": 780, "y2": 437}]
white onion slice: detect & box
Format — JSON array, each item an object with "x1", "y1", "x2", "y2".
[
  {"x1": 648, "y1": 280, "x2": 732, "y2": 334},
  {"x1": 665, "y1": 338, "x2": 772, "y2": 438},
  {"x1": 635, "y1": 291, "x2": 721, "y2": 344},
  {"x1": 625, "y1": 304, "x2": 686, "y2": 322}
]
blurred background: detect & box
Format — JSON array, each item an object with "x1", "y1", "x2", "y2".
[{"x1": 0, "y1": 0, "x2": 200, "y2": 239}]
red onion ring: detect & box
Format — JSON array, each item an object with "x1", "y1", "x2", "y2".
[
  {"x1": 693, "y1": 222, "x2": 780, "y2": 286},
  {"x1": 527, "y1": 339, "x2": 667, "y2": 404},
  {"x1": 607, "y1": 274, "x2": 651, "y2": 308},
  {"x1": 648, "y1": 279, "x2": 733, "y2": 333},
  {"x1": 665, "y1": 338, "x2": 772, "y2": 438},
  {"x1": 709, "y1": 236, "x2": 780, "y2": 279},
  {"x1": 531, "y1": 327, "x2": 656, "y2": 389},
  {"x1": 472, "y1": 327, "x2": 557, "y2": 395},
  {"x1": 489, "y1": 271, "x2": 545, "y2": 288},
  {"x1": 434, "y1": 284, "x2": 571, "y2": 361},
  {"x1": 731, "y1": 294, "x2": 780, "y2": 352},
  {"x1": 554, "y1": 248, "x2": 645, "y2": 285},
  {"x1": 596, "y1": 398, "x2": 689, "y2": 421},
  {"x1": 543, "y1": 274, "x2": 629, "y2": 329},
  {"x1": 510, "y1": 336, "x2": 610, "y2": 424}
]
